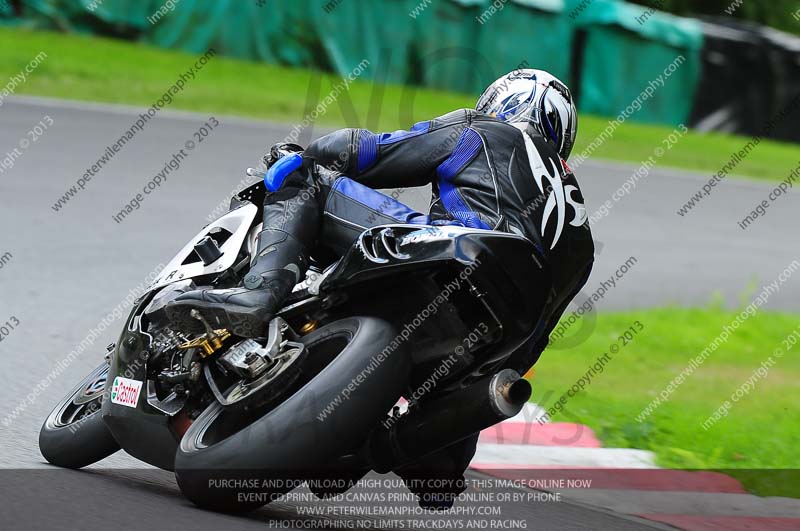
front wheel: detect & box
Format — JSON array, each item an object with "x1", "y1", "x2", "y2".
[
  {"x1": 39, "y1": 363, "x2": 120, "y2": 468},
  {"x1": 174, "y1": 316, "x2": 410, "y2": 512}
]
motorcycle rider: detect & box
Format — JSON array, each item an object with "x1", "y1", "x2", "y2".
[{"x1": 167, "y1": 69, "x2": 594, "y2": 508}]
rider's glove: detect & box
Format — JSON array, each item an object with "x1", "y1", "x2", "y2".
[{"x1": 263, "y1": 142, "x2": 304, "y2": 169}]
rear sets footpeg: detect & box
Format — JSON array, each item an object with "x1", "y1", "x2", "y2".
[{"x1": 176, "y1": 310, "x2": 232, "y2": 357}]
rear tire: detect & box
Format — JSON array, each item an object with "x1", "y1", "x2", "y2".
[
  {"x1": 39, "y1": 363, "x2": 120, "y2": 469},
  {"x1": 174, "y1": 316, "x2": 409, "y2": 512}
]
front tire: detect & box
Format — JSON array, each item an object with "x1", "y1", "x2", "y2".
[
  {"x1": 174, "y1": 316, "x2": 409, "y2": 512},
  {"x1": 39, "y1": 363, "x2": 120, "y2": 468}
]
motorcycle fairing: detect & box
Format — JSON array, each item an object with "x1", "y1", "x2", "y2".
[
  {"x1": 321, "y1": 225, "x2": 553, "y2": 375},
  {"x1": 148, "y1": 203, "x2": 258, "y2": 291}
]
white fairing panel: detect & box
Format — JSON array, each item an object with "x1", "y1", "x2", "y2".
[{"x1": 149, "y1": 203, "x2": 258, "y2": 290}]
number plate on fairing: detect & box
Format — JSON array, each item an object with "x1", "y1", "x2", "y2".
[{"x1": 148, "y1": 203, "x2": 258, "y2": 290}]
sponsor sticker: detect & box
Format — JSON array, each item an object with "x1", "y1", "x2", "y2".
[{"x1": 110, "y1": 376, "x2": 143, "y2": 408}]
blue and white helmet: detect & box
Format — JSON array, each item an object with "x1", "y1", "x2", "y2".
[{"x1": 476, "y1": 69, "x2": 578, "y2": 160}]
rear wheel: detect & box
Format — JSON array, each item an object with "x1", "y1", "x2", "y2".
[
  {"x1": 174, "y1": 316, "x2": 409, "y2": 512},
  {"x1": 39, "y1": 363, "x2": 120, "y2": 468}
]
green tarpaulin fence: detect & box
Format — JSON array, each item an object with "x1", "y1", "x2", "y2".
[
  {"x1": 6, "y1": 0, "x2": 704, "y2": 126},
  {"x1": 571, "y1": 0, "x2": 703, "y2": 125}
]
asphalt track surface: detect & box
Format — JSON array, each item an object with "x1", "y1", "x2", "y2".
[{"x1": 0, "y1": 96, "x2": 797, "y2": 530}]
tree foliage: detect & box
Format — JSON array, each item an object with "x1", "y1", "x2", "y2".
[{"x1": 627, "y1": 0, "x2": 800, "y2": 36}]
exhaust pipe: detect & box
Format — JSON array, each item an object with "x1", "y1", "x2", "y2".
[{"x1": 368, "y1": 369, "x2": 531, "y2": 473}]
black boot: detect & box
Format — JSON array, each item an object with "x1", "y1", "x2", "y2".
[{"x1": 167, "y1": 169, "x2": 320, "y2": 338}]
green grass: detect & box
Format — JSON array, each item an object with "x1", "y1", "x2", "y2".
[
  {"x1": 1, "y1": 27, "x2": 798, "y2": 183},
  {"x1": 537, "y1": 307, "x2": 800, "y2": 497}
]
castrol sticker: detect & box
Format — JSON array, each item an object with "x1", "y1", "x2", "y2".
[{"x1": 110, "y1": 377, "x2": 143, "y2": 408}]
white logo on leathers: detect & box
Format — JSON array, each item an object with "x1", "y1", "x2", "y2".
[
  {"x1": 519, "y1": 130, "x2": 587, "y2": 249},
  {"x1": 564, "y1": 184, "x2": 587, "y2": 227}
]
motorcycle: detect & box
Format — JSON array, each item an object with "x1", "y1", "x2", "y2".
[{"x1": 39, "y1": 173, "x2": 548, "y2": 512}]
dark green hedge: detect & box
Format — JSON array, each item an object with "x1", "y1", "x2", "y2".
[{"x1": 627, "y1": 0, "x2": 800, "y2": 36}]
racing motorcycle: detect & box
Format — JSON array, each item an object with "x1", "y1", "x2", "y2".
[{"x1": 39, "y1": 172, "x2": 547, "y2": 512}]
